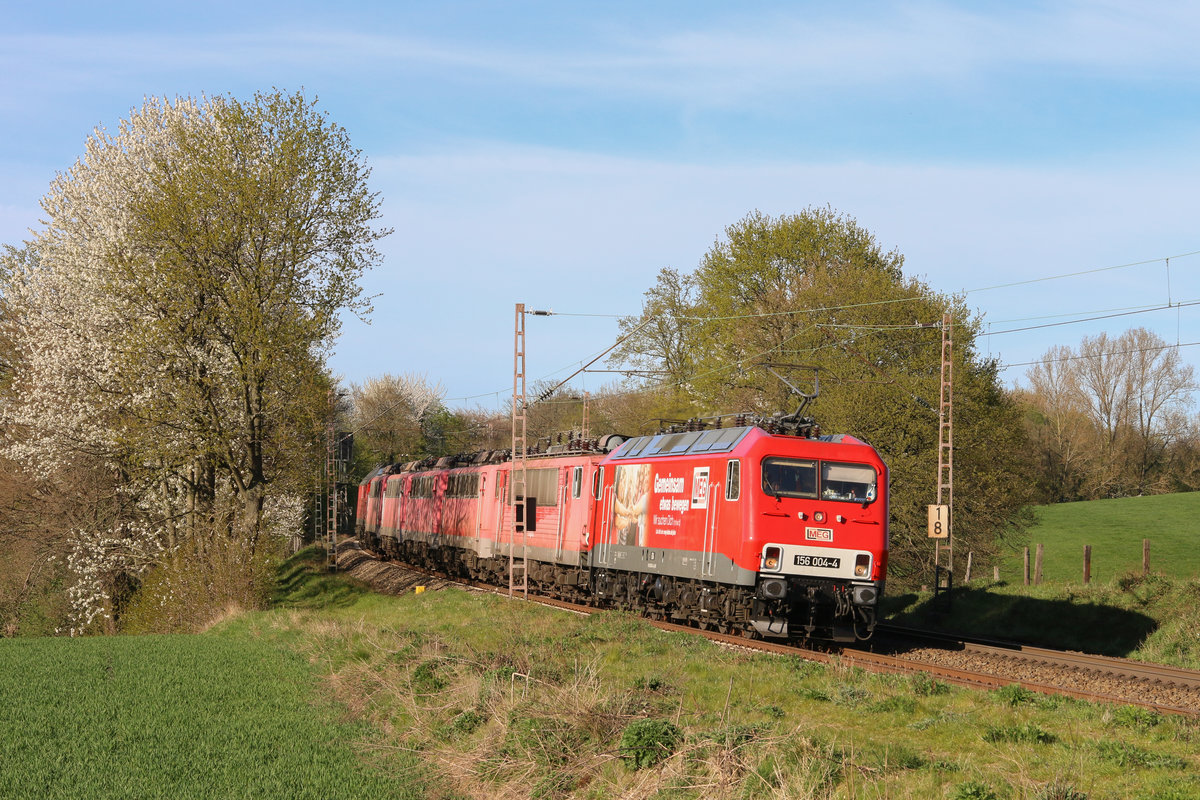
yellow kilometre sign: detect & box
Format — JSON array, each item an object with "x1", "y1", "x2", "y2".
[{"x1": 927, "y1": 504, "x2": 949, "y2": 539}]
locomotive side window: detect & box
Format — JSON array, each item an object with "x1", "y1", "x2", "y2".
[
  {"x1": 821, "y1": 462, "x2": 877, "y2": 503},
  {"x1": 525, "y1": 468, "x2": 560, "y2": 507},
  {"x1": 571, "y1": 466, "x2": 583, "y2": 498},
  {"x1": 411, "y1": 475, "x2": 435, "y2": 498},
  {"x1": 446, "y1": 473, "x2": 480, "y2": 498},
  {"x1": 592, "y1": 466, "x2": 603, "y2": 499},
  {"x1": 761, "y1": 458, "x2": 818, "y2": 499},
  {"x1": 725, "y1": 460, "x2": 740, "y2": 501}
]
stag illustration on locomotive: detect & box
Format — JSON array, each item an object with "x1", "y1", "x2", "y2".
[{"x1": 357, "y1": 402, "x2": 887, "y2": 641}]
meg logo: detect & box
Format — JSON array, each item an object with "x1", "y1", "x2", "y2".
[{"x1": 691, "y1": 467, "x2": 709, "y2": 509}]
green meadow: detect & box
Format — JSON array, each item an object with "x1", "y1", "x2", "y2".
[{"x1": 999, "y1": 493, "x2": 1200, "y2": 585}]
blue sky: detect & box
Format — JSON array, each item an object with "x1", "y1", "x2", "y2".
[{"x1": 4, "y1": 1, "x2": 1200, "y2": 409}]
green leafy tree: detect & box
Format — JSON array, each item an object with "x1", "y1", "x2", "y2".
[{"x1": 614, "y1": 208, "x2": 1033, "y2": 584}]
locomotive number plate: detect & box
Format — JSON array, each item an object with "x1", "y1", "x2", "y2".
[{"x1": 794, "y1": 554, "x2": 841, "y2": 569}]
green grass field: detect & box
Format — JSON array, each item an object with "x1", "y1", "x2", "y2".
[
  {"x1": 0, "y1": 626, "x2": 425, "y2": 799},
  {"x1": 1000, "y1": 492, "x2": 1200, "y2": 585}
]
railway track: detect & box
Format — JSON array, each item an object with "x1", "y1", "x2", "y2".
[
  {"x1": 336, "y1": 541, "x2": 1200, "y2": 717},
  {"x1": 864, "y1": 623, "x2": 1200, "y2": 715}
]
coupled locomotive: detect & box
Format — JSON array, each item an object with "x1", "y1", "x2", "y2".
[{"x1": 357, "y1": 418, "x2": 887, "y2": 641}]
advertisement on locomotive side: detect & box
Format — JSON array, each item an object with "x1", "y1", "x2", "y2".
[{"x1": 612, "y1": 463, "x2": 717, "y2": 546}]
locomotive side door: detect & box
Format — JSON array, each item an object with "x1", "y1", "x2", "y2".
[
  {"x1": 475, "y1": 473, "x2": 489, "y2": 555},
  {"x1": 701, "y1": 480, "x2": 723, "y2": 579},
  {"x1": 594, "y1": 467, "x2": 614, "y2": 566}
]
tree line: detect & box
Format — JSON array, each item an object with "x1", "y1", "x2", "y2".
[{"x1": 1019, "y1": 328, "x2": 1199, "y2": 502}]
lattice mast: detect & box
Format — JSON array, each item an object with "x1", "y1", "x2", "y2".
[
  {"x1": 509, "y1": 303, "x2": 529, "y2": 598},
  {"x1": 935, "y1": 312, "x2": 954, "y2": 574},
  {"x1": 325, "y1": 421, "x2": 338, "y2": 570}
]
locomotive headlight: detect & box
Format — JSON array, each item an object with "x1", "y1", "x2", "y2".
[
  {"x1": 763, "y1": 546, "x2": 782, "y2": 570},
  {"x1": 854, "y1": 554, "x2": 870, "y2": 577},
  {"x1": 813, "y1": 511, "x2": 825, "y2": 523}
]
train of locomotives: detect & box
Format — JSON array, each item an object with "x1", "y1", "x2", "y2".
[{"x1": 356, "y1": 415, "x2": 888, "y2": 642}]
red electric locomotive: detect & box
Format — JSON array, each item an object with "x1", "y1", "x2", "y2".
[{"x1": 356, "y1": 416, "x2": 887, "y2": 642}]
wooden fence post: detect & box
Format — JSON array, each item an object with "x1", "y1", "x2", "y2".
[
  {"x1": 1143, "y1": 539, "x2": 1150, "y2": 576},
  {"x1": 964, "y1": 552, "x2": 973, "y2": 583},
  {"x1": 1083, "y1": 545, "x2": 1091, "y2": 585},
  {"x1": 993, "y1": 565, "x2": 1000, "y2": 582},
  {"x1": 1034, "y1": 543, "x2": 1044, "y2": 586},
  {"x1": 1023, "y1": 547, "x2": 1030, "y2": 586}
]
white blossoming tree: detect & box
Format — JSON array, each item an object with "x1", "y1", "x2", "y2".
[{"x1": 1, "y1": 92, "x2": 388, "y2": 632}]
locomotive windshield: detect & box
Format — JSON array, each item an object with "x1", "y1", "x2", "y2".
[
  {"x1": 820, "y1": 462, "x2": 877, "y2": 503},
  {"x1": 761, "y1": 458, "x2": 877, "y2": 503},
  {"x1": 761, "y1": 458, "x2": 818, "y2": 499}
]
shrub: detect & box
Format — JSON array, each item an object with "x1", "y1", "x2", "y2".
[
  {"x1": 911, "y1": 672, "x2": 951, "y2": 696},
  {"x1": 502, "y1": 715, "x2": 586, "y2": 766},
  {"x1": 437, "y1": 709, "x2": 484, "y2": 739},
  {"x1": 410, "y1": 660, "x2": 448, "y2": 694},
  {"x1": 632, "y1": 675, "x2": 669, "y2": 692},
  {"x1": 869, "y1": 695, "x2": 918, "y2": 714},
  {"x1": 1108, "y1": 705, "x2": 1162, "y2": 730},
  {"x1": 993, "y1": 684, "x2": 1037, "y2": 706},
  {"x1": 1037, "y1": 780, "x2": 1087, "y2": 800},
  {"x1": 618, "y1": 719, "x2": 682, "y2": 770},
  {"x1": 953, "y1": 780, "x2": 999, "y2": 800}
]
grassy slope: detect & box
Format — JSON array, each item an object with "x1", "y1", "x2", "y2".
[
  {"x1": 1000, "y1": 493, "x2": 1200, "y2": 584},
  {"x1": 231, "y1": 551, "x2": 1199, "y2": 800}
]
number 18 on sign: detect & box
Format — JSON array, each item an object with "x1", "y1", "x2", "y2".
[{"x1": 927, "y1": 504, "x2": 949, "y2": 539}]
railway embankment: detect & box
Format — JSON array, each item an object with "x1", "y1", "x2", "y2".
[{"x1": 319, "y1": 544, "x2": 1200, "y2": 798}]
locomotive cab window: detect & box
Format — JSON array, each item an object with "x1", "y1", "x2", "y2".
[
  {"x1": 821, "y1": 462, "x2": 877, "y2": 504},
  {"x1": 725, "y1": 460, "x2": 740, "y2": 501},
  {"x1": 572, "y1": 466, "x2": 583, "y2": 498},
  {"x1": 761, "y1": 458, "x2": 818, "y2": 499}
]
